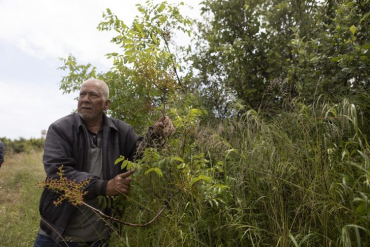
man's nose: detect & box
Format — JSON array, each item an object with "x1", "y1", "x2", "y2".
[{"x1": 82, "y1": 95, "x2": 91, "y2": 102}]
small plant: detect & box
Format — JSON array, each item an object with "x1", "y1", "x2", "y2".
[
  {"x1": 39, "y1": 165, "x2": 166, "y2": 227},
  {"x1": 38, "y1": 165, "x2": 89, "y2": 206}
]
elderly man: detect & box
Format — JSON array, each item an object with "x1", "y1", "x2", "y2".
[{"x1": 34, "y1": 79, "x2": 174, "y2": 247}]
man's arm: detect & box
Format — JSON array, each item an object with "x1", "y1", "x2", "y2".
[{"x1": 43, "y1": 122, "x2": 100, "y2": 199}]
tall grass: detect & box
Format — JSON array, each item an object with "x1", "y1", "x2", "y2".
[
  {"x1": 0, "y1": 151, "x2": 45, "y2": 246},
  {"x1": 202, "y1": 99, "x2": 370, "y2": 246},
  {"x1": 111, "y1": 99, "x2": 370, "y2": 246}
]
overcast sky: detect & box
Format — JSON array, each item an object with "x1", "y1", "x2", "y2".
[{"x1": 0, "y1": 0, "x2": 201, "y2": 140}]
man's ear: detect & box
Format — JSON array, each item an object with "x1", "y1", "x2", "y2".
[{"x1": 104, "y1": 100, "x2": 111, "y2": 111}]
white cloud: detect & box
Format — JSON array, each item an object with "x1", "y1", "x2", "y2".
[
  {"x1": 0, "y1": 0, "x2": 201, "y2": 70},
  {"x1": 0, "y1": 0, "x2": 202, "y2": 139},
  {"x1": 1, "y1": 0, "x2": 119, "y2": 69}
]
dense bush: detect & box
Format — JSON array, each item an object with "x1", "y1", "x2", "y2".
[
  {"x1": 0, "y1": 137, "x2": 45, "y2": 154},
  {"x1": 105, "y1": 98, "x2": 370, "y2": 246}
]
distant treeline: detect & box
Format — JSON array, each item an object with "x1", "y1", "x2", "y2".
[{"x1": 0, "y1": 137, "x2": 45, "y2": 154}]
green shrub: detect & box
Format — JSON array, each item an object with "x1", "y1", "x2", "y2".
[
  {"x1": 108, "y1": 99, "x2": 370, "y2": 246},
  {"x1": 0, "y1": 137, "x2": 45, "y2": 154}
]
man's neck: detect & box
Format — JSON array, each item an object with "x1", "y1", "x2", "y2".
[{"x1": 83, "y1": 116, "x2": 103, "y2": 134}]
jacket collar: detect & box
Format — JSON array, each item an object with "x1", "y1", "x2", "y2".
[{"x1": 74, "y1": 113, "x2": 118, "y2": 133}]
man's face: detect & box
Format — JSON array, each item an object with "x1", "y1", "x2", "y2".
[{"x1": 77, "y1": 81, "x2": 110, "y2": 122}]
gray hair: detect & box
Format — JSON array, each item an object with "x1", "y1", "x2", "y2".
[{"x1": 82, "y1": 78, "x2": 110, "y2": 101}]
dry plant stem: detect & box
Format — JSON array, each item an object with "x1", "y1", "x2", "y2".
[
  {"x1": 161, "y1": 93, "x2": 167, "y2": 118},
  {"x1": 127, "y1": 190, "x2": 182, "y2": 224},
  {"x1": 40, "y1": 218, "x2": 71, "y2": 246},
  {"x1": 82, "y1": 202, "x2": 167, "y2": 227},
  {"x1": 162, "y1": 32, "x2": 183, "y2": 89}
]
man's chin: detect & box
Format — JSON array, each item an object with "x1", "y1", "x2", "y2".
[{"x1": 78, "y1": 113, "x2": 99, "y2": 121}]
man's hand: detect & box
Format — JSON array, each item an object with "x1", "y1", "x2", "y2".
[
  {"x1": 106, "y1": 169, "x2": 135, "y2": 196},
  {"x1": 153, "y1": 116, "x2": 175, "y2": 138}
]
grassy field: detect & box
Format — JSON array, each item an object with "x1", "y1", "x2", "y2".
[{"x1": 0, "y1": 151, "x2": 45, "y2": 247}]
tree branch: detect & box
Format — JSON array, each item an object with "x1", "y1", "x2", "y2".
[{"x1": 83, "y1": 202, "x2": 167, "y2": 227}]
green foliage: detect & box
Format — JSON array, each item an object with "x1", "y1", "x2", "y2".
[
  {"x1": 59, "y1": 0, "x2": 193, "y2": 131},
  {"x1": 192, "y1": 0, "x2": 321, "y2": 114},
  {"x1": 192, "y1": 0, "x2": 370, "y2": 116},
  {"x1": 110, "y1": 107, "x2": 230, "y2": 245},
  {"x1": 0, "y1": 137, "x2": 45, "y2": 154},
  {"x1": 107, "y1": 98, "x2": 370, "y2": 246},
  {"x1": 288, "y1": 0, "x2": 370, "y2": 103},
  {"x1": 53, "y1": 0, "x2": 370, "y2": 246}
]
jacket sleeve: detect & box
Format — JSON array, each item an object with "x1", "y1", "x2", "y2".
[
  {"x1": 43, "y1": 122, "x2": 99, "y2": 200},
  {"x1": 125, "y1": 127, "x2": 144, "y2": 162},
  {"x1": 0, "y1": 141, "x2": 4, "y2": 165}
]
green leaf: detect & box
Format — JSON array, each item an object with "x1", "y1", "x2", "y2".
[
  {"x1": 158, "y1": 3, "x2": 166, "y2": 13},
  {"x1": 342, "y1": 68, "x2": 351, "y2": 73},
  {"x1": 144, "y1": 167, "x2": 163, "y2": 177},
  {"x1": 123, "y1": 38, "x2": 133, "y2": 44},
  {"x1": 362, "y1": 44, "x2": 370, "y2": 50},
  {"x1": 125, "y1": 44, "x2": 134, "y2": 49},
  {"x1": 360, "y1": 12, "x2": 370, "y2": 23},
  {"x1": 151, "y1": 33, "x2": 158, "y2": 45},
  {"x1": 349, "y1": 25, "x2": 358, "y2": 35},
  {"x1": 115, "y1": 155, "x2": 125, "y2": 165},
  {"x1": 330, "y1": 57, "x2": 340, "y2": 62},
  {"x1": 177, "y1": 163, "x2": 186, "y2": 169},
  {"x1": 159, "y1": 16, "x2": 166, "y2": 24},
  {"x1": 190, "y1": 175, "x2": 212, "y2": 187},
  {"x1": 214, "y1": 184, "x2": 229, "y2": 189},
  {"x1": 121, "y1": 160, "x2": 129, "y2": 170},
  {"x1": 171, "y1": 156, "x2": 184, "y2": 163},
  {"x1": 125, "y1": 49, "x2": 135, "y2": 56},
  {"x1": 188, "y1": 108, "x2": 203, "y2": 118},
  {"x1": 356, "y1": 202, "x2": 368, "y2": 214},
  {"x1": 134, "y1": 23, "x2": 143, "y2": 33},
  {"x1": 127, "y1": 161, "x2": 134, "y2": 170}
]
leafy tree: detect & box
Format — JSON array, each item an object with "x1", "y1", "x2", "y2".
[
  {"x1": 192, "y1": 0, "x2": 269, "y2": 116},
  {"x1": 192, "y1": 0, "x2": 321, "y2": 115},
  {"x1": 192, "y1": 0, "x2": 370, "y2": 116},
  {"x1": 59, "y1": 1, "x2": 193, "y2": 132},
  {"x1": 288, "y1": 0, "x2": 370, "y2": 102}
]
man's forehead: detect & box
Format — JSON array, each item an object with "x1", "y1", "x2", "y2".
[{"x1": 80, "y1": 83, "x2": 102, "y2": 92}]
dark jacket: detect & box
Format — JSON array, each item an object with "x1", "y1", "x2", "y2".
[
  {"x1": 39, "y1": 113, "x2": 141, "y2": 241},
  {"x1": 0, "y1": 140, "x2": 4, "y2": 165}
]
